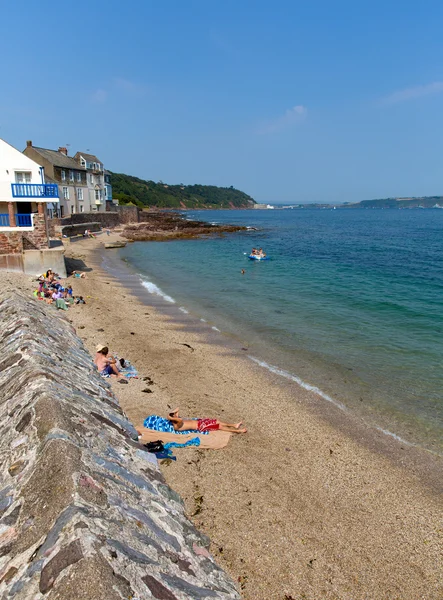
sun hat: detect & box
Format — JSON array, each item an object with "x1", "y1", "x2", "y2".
[{"x1": 96, "y1": 344, "x2": 106, "y2": 352}]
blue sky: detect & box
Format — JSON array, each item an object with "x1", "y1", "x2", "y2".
[{"x1": 2, "y1": 0, "x2": 443, "y2": 203}]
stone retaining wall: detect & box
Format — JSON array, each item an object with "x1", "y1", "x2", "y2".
[{"x1": 0, "y1": 291, "x2": 239, "y2": 599}]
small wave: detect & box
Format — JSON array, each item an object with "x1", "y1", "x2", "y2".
[
  {"x1": 247, "y1": 356, "x2": 347, "y2": 412},
  {"x1": 212, "y1": 326, "x2": 220, "y2": 332},
  {"x1": 374, "y1": 426, "x2": 412, "y2": 446},
  {"x1": 179, "y1": 306, "x2": 189, "y2": 314},
  {"x1": 140, "y1": 279, "x2": 175, "y2": 303},
  {"x1": 248, "y1": 356, "x2": 433, "y2": 451}
]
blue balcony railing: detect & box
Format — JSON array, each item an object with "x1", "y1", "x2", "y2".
[
  {"x1": 15, "y1": 214, "x2": 32, "y2": 227},
  {"x1": 0, "y1": 214, "x2": 33, "y2": 227},
  {"x1": 11, "y1": 183, "x2": 59, "y2": 198}
]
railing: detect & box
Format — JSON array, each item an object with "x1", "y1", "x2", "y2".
[
  {"x1": 11, "y1": 183, "x2": 59, "y2": 198},
  {"x1": 0, "y1": 214, "x2": 33, "y2": 227},
  {"x1": 15, "y1": 214, "x2": 32, "y2": 227}
]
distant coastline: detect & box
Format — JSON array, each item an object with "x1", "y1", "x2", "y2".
[{"x1": 264, "y1": 197, "x2": 443, "y2": 210}]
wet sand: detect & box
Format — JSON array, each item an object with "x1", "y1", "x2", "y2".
[{"x1": 9, "y1": 233, "x2": 443, "y2": 599}]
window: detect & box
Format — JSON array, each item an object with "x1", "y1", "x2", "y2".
[
  {"x1": 79, "y1": 204, "x2": 84, "y2": 213},
  {"x1": 63, "y1": 186, "x2": 69, "y2": 200},
  {"x1": 77, "y1": 188, "x2": 83, "y2": 200},
  {"x1": 80, "y1": 158, "x2": 86, "y2": 167},
  {"x1": 61, "y1": 170, "x2": 66, "y2": 181},
  {"x1": 76, "y1": 172, "x2": 82, "y2": 182},
  {"x1": 69, "y1": 170, "x2": 74, "y2": 181},
  {"x1": 70, "y1": 205, "x2": 75, "y2": 214},
  {"x1": 60, "y1": 206, "x2": 64, "y2": 217},
  {"x1": 89, "y1": 174, "x2": 94, "y2": 184},
  {"x1": 15, "y1": 171, "x2": 32, "y2": 183},
  {"x1": 95, "y1": 189, "x2": 100, "y2": 200}
]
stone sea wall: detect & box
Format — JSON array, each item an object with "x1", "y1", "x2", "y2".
[{"x1": 0, "y1": 291, "x2": 240, "y2": 599}]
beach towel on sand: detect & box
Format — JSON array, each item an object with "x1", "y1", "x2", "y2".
[
  {"x1": 143, "y1": 415, "x2": 210, "y2": 435},
  {"x1": 137, "y1": 426, "x2": 232, "y2": 450}
]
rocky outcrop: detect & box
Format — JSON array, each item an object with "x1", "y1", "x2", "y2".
[
  {"x1": 122, "y1": 212, "x2": 246, "y2": 242},
  {"x1": 0, "y1": 292, "x2": 240, "y2": 599}
]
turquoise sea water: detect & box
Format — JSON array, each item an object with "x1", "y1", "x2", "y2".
[{"x1": 118, "y1": 209, "x2": 443, "y2": 454}]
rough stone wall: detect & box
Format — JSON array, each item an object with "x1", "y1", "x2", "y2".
[
  {"x1": 0, "y1": 291, "x2": 239, "y2": 600},
  {"x1": 48, "y1": 207, "x2": 141, "y2": 234},
  {"x1": 116, "y1": 205, "x2": 140, "y2": 224},
  {"x1": 22, "y1": 212, "x2": 49, "y2": 251},
  {"x1": 0, "y1": 232, "x2": 23, "y2": 255},
  {"x1": 0, "y1": 214, "x2": 49, "y2": 255},
  {"x1": 57, "y1": 222, "x2": 102, "y2": 238},
  {"x1": 51, "y1": 213, "x2": 121, "y2": 229}
]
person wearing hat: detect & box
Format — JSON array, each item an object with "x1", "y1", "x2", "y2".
[{"x1": 94, "y1": 344, "x2": 124, "y2": 379}]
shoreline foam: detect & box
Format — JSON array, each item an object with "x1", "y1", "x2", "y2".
[{"x1": 58, "y1": 233, "x2": 443, "y2": 599}]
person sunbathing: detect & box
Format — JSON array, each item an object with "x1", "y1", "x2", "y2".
[{"x1": 167, "y1": 408, "x2": 247, "y2": 433}]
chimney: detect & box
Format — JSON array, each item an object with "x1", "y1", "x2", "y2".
[
  {"x1": 26, "y1": 140, "x2": 32, "y2": 147},
  {"x1": 58, "y1": 147, "x2": 68, "y2": 156}
]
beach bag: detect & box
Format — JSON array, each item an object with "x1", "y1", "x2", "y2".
[{"x1": 144, "y1": 440, "x2": 165, "y2": 453}]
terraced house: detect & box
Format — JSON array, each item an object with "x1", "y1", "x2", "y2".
[
  {"x1": 23, "y1": 141, "x2": 88, "y2": 217},
  {"x1": 73, "y1": 151, "x2": 108, "y2": 213},
  {"x1": 0, "y1": 138, "x2": 65, "y2": 275}
]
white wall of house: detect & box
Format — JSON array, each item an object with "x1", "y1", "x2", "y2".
[{"x1": 0, "y1": 138, "x2": 44, "y2": 202}]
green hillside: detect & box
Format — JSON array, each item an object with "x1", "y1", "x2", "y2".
[{"x1": 109, "y1": 172, "x2": 256, "y2": 209}]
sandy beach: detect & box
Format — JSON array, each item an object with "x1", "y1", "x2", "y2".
[{"x1": 7, "y1": 232, "x2": 442, "y2": 599}]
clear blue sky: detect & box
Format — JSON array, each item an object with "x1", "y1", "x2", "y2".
[{"x1": 2, "y1": 0, "x2": 443, "y2": 203}]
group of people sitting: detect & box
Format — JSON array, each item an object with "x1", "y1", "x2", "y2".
[
  {"x1": 251, "y1": 247, "x2": 266, "y2": 257},
  {"x1": 33, "y1": 269, "x2": 86, "y2": 310}
]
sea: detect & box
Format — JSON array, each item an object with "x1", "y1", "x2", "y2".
[{"x1": 114, "y1": 208, "x2": 443, "y2": 455}]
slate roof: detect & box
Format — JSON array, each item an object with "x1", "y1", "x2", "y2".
[
  {"x1": 30, "y1": 147, "x2": 86, "y2": 170},
  {"x1": 74, "y1": 151, "x2": 102, "y2": 164}
]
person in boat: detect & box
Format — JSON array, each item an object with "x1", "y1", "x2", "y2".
[
  {"x1": 258, "y1": 248, "x2": 266, "y2": 257},
  {"x1": 167, "y1": 408, "x2": 247, "y2": 433},
  {"x1": 251, "y1": 248, "x2": 258, "y2": 255}
]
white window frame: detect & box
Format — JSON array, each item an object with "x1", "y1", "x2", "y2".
[
  {"x1": 94, "y1": 189, "x2": 100, "y2": 200},
  {"x1": 77, "y1": 172, "x2": 82, "y2": 182},
  {"x1": 61, "y1": 170, "x2": 66, "y2": 181},
  {"x1": 89, "y1": 174, "x2": 94, "y2": 184},
  {"x1": 77, "y1": 188, "x2": 83, "y2": 200},
  {"x1": 69, "y1": 170, "x2": 74, "y2": 181},
  {"x1": 63, "y1": 186, "x2": 69, "y2": 200},
  {"x1": 15, "y1": 171, "x2": 32, "y2": 183},
  {"x1": 79, "y1": 204, "x2": 84, "y2": 213}
]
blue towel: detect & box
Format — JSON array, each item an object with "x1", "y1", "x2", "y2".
[
  {"x1": 164, "y1": 438, "x2": 200, "y2": 449},
  {"x1": 143, "y1": 415, "x2": 209, "y2": 435}
]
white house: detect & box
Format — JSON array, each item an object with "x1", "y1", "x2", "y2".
[
  {"x1": 0, "y1": 138, "x2": 64, "y2": 275},
  {"x1": 73, "y1": 152, "x2": 107, "y2": 213}
]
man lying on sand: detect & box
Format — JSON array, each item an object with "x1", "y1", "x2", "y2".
[{"x1": 167, "y1": 408, "x2": 247, "y2": 433}]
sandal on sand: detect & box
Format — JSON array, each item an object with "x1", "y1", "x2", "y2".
[{"x1": 118, "y1": 379, "x2": 129, "y2": 384}]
